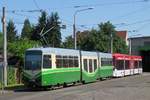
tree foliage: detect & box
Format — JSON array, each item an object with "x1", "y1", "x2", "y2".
[
  {"x1": 31, "y1": 11, "x2": 47, "y2": 41},
  {"x1": 7, "y1": 20, "x2": 17, "y2": 42},
  {"x1": 62, "y1": 35, "x2": 74, "y2": 49},
  {"x1": 21, "y1": 19, "x2": 33, "y2": 39},
  {"x1": 63, "y1": 21, "x2": 128, "y2": 54},
  {"x1": 45, "y1": 12, "x2": 62, "y2": 47},
  {"x1": 31, "y1": 11, "x2": 62, "y2": 47},
  {"x1": 8, "y1": 39, "x2": 40, "y2": 66}
]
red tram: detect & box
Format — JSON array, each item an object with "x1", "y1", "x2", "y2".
[{"x1": 113, "y1": 53, "x2": 142, "y2": 77}]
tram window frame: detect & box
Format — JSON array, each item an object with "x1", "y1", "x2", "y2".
[
  {"x1": 83, "y1": 59, "x2": 88, "y2": 72},
  {"x1": 63, "y1": 56, "x2": 68, "y2": 68},
  {"x1": 69, "y1": 56, "x2": 74, "y2": 68},
  {"x1": 89, "y1": 59, "x2": 93, "y2": 73},
  {"x1": 125, "y1": 60, "x2": 130, "y2": 69},
  {"x1": 74, "y1": 56, "x2": 79, "y2": 67},
  {"x1": 115, "y1": 60, "x2": 124, "y2": 70},
  {"x1": 101, "y1": 58, "x2": 113, "y2": 66},
  {"x1": 56, "y1": 55, "x2": 63, "y2": 68},
  {"x1": 134, "y1": 61, "x2": 138, "y2": 68},
  {"x1": 43, "y1": 55, "x2": 52, "y2": 69},
  {"x1": 139, "y1": 61, "x2": 142, "y2": 68},
  {"x1": 56, "y1": 55, "x2": 79, "y2": 68},
  {"x1": 94, "y1": 59, "x2": 97, "y2": 71}
]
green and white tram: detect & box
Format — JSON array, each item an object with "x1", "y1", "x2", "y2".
[{"x1": 22, "y1": 47, "x2": 113, "y2": 87}]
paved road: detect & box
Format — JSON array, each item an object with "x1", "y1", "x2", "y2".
[{"x1": 0, "y1": 73, "x2": 150, "y2": 100}]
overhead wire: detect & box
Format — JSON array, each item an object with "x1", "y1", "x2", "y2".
[
  {"x1": 74, "y1": 0, "x2": 147, "y2": 8},
  {"x1": 33, "y1": 0, "x2": 41, "y2": 10}
]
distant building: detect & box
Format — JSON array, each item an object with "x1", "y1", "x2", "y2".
[
  {"x1": 128, "y1": 36, "x2": 150, "y2": 55},
  {"x1": 128, "y1": 36, "x2": 150, "y2": 72},
  {"x1": 116, "y1": 31, "x2": 128, "y2": 44}
]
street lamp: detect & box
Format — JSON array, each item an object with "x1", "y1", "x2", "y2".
[
  {"x1": 73, "y1": 8, "x2": 93, "y2": 49},
  {"x1": 128, "y1": 34, "x2": 142, "y2": 55}
]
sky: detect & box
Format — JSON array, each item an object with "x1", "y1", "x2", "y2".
[{"x1": 0, "y1": 0, "x2": 150, "y2": 40}]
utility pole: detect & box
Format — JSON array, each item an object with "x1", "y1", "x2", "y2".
[
  {"x1": 111, "y1": 32, "x2": 113, "y2": 53},
  {"x1": 2, "y1": 7, "x2": 7, "y2": 87}
]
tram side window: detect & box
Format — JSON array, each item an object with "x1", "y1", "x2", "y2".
[
  {"x1": 116, "y1": 60, "x2": 124, "y2": 70},
  {"x1": 63, "y1": 56, "x2": 68, "y2": 68},
  {"x1": 89, "y1": 59, "x2": 93, "y2": 73},
  {"x1": 43, "y1": 55, "x2": 51, "y2": 68},
  {"x1": 56, "y1": 55, "x2": 63, "y2": 68},
  {"x1": 74, "y1": 56, "x2": 79, "y2": 67},
  {"x1": 83, "y1": 59, "x2": 88, "y2": 72},
  {"x1": 134, "y1": 61, "x2": 138, "y2": 68},
  {"x1": 94, "y1": 59, "x2": 97, "y2": 71},
  {"x1": 69, "y1": 56, "x2": 74, "y2": 67},
  {"x1": 56, "y1": 55, "x2": 79, "y2": 68},
  {"x1": 101, "y1": 58, "x2": 112, "y2": 66},
  {"x1": 139, "y1": 61, "x2": 142, "y2": 68},
  {"x1": 125, "y1": 60, "x2": 130, "y2": 69}
]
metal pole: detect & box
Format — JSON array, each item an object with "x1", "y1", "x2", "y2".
[
  {"x1": 73, "y1": 14, "x2": 76, "y2": 49},
  {"x1": 2, "y1": 7, "x2": 7, "y2": 87},
  {"x1": 129, "y1": 38, "x2": 132, "y2": 55},
  {"x1": 111, "y1": 33, "x2": 113, "y2": 53},
  {"x1": 73, "y1": 8, "x2": 93, "y2": 50}
]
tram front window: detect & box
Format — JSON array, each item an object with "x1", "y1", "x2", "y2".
[{"x1": 25, "y1": 51, "x2": 42, "y2": 70}]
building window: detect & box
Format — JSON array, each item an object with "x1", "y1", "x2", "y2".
[{"x1": 43, "y1": 55, "x2": 51, "y2": 68}]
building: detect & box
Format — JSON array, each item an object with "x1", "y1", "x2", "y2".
[
  {"x1": 128, "y1": 36, "x2": 150, "y2": 72},
  {"x1": 116, "y1": 31, "x2": 128, "y2": 45}
]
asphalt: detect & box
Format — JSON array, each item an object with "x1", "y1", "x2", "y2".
[{"x1": 0, "y1": 73, "x2": 150, "y2": 100}]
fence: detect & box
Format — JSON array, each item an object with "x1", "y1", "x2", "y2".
[{"x1": 0, "y1": 64, "x2": 19, "y2": 88}]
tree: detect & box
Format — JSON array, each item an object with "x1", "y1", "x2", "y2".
[
  {"x1": 31, "y1": 11, "x2": 62, "y2": 47},
  {"x1": 8, "y1": 39, "x2": 40, "y2": 83},
  {"x1": 21, "y1": 19, "x2": 33, "y2": 39},
  {"x1": 62, "y1": 35, "x2": 74, "y2": 49},
  {"x1": 92, "y1": 21, "x2": 116, "y2": 52},
  {"x1": 76, "y1": 31, "x2": 94, "y2": 51},
  {"x1": 7, "y1": 20, "x2": 17, "y2": 42},
  {"x1": 63, "y1": 21, "x2": 128, "y2": 54},
  {"x1": 31, "y1": 11, "x2": 47, "y2": 41},
  {"x1": 45, "y1": 12, "x2": 61, "y2": 47}
]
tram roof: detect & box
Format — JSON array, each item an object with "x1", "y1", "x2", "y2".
[
  {"x1": 99, "y1": 52, "x2": 112, "y2": 58},
  {"x1": 27, "y1": 47, "x2": 112, "y2": 58},
  {"x1": 27, "y1": 47, "x2": 80, "y2": 56}
]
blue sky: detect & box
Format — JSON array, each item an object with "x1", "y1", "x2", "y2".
[{"x1": 0, "y1": 0, "x2": 150, "y2": 40}]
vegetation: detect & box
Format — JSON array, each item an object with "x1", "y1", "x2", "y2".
[
  {"x1": 63, "y1": 21, "x2": 128, "y2": 54},
  {"x1": 21, "y1": 19, "x2": 33, "y2": 39},
  {"x1": 7, "y1": 20, "x2": 17, "y2": 42}
]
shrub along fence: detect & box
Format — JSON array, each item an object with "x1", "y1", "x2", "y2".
[{"x1": 0, "y1": 65, "x2": 21, "y2": 88}]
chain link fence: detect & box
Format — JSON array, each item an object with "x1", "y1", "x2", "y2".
[{"x1": 0, "y1": 64, "x2": 20, "y2": 89}]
